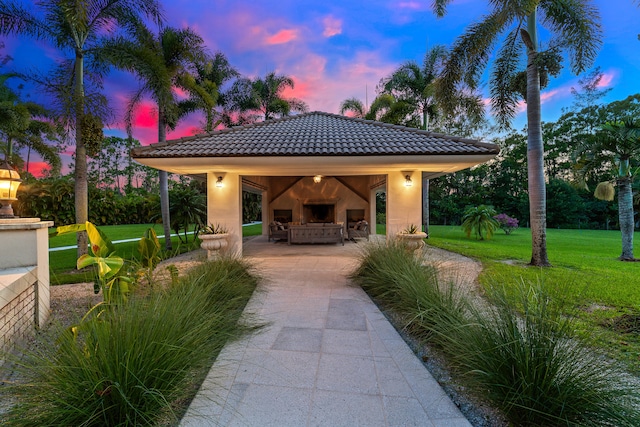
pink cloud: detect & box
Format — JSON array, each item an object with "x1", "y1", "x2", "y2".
[
  {"x1": 322, "y1": 16, "x2": 342, "y2": 37},
  {"x1": 266, "y1": 29, "x2": 299, "y2": 45},
  {"x1": 540, "y1": 88, "x2": 561, "y2": 103},
  {"x1": 397, "y1": 2, "x2": 422, "y2": 9},
  {"x1": 597, "y1": 71, "x2": 615, "y2": 88},
  {"x1": 26, "y1": 161, "x2": 51, "y2": 178},
  {"x1": 172, "y1": 87, "x2": 188, "y2": 99},
  {"x1": 289, "y1": 51, "x2": 397, "y2": 114},
  {"x1": 132, "y1": 102, "x2": 158, "y2": 128}
]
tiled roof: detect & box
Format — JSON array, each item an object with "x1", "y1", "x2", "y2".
[{"x1": 132, "y1": 111, "x2": 499, "y2": 158}]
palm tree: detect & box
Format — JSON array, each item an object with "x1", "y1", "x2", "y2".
[
  {"x1": 229, "y1": 71, "x2": 308, "y2": 121},
  {"x1": 339, "y1": 94, "x2": 418, "y2": 126},
  {"x1": 382, "y1": 45, "x2": 484, "y2": 133},
  {"x1": 433, "y1": 1, "x2": 602, "y2": 266},
  {"x1": 462, "y1": 205, "x2": 499, "y2": 240},
  {"x1": 104, "y1": 23, "x2": 207, "y2": 250},
  {"x1": 339, "y1": 97, "x2": 367, "y2": 118},
  {"x1": 183, "y1": 52, "x2": 239, "y2": 132},
  {"x1": 0, "y1": 75, "x2": 61, "y2": 175},
  {"x1": 575, "y1": 119, "x2": 640, "y2": 260},
  {"x1": 0, "y1": 0, "x2": 163, "y2": 258},
  {"x1": 382, "y1": 46, "x2": 486, "y2": 235}
]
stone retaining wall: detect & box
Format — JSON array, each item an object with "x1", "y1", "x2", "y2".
[
  {"x1": 0, "y1": 219, "x2": 52, "y2": 365},
  {"x1": 0, "y1": 269, "x2": 38, "y2": 359}
]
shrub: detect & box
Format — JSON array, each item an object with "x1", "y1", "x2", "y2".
[
  {"x1": 493, "y1": 213, "x2": 519, "y2": 234},
  {"x1": 3, "y1": 258, "x2": 258, "y2": 426},
  {"x1": 461, "y1": 205, "x2": 499, "y2": 240}
]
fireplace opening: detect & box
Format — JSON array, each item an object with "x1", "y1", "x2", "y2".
[{"x1": 303, "y1": 204, "x2": 335, "y2": 223}]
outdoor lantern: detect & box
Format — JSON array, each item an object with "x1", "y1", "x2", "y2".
[
  {"x1": 313, "y1": 175, "x2": 322, "y2": 183},
  {"x1": 404, "y1": 174, "x2": 413, "y2": 187},
  {"x1": 215, "y1": 176, "x2": 224, "y2": 188},
  {"x1": 0, "y1": 160, "x2": 21, "y2": 218}
]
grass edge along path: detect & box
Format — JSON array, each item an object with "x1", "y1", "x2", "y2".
[
  {"x1": 3, "y1": 258, "x2": 260, "y2": 426},
  {"x1": 351, "y1": 241, "x2": 640, "y2": 427},
  {"x1": 426, "y1": 225, "x2": 640, "y2": 373}
]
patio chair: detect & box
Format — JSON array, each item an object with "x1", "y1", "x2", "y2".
[
  {"x1": 348, "y1": 220, "x2": 369, "y2": 242},
  {"x1": 269, "y1": 221, "x2": 289, "y2": 242}
]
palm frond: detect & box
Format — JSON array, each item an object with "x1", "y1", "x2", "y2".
[
  {"x1": 437, "y1": 9, "x2": 512, "y2": 117},
  {"x1": 339, "y1": 98, "x2": 365, "y2": 117},
  {"x1": 490, "y1": 29, "x2": 523, "y2": 128},
  {"x1": 431, "y1": 0, "x2": 454, "y2": 18},
  {"x1": 0, "y1": 2, "x2": 52, "y2": 39},
  {"x1": 539, "y1": 0, "x2": 602, "y2": 73},
  {"x1": 124, "y1": 87, "x2": 147, "y2": 137}
]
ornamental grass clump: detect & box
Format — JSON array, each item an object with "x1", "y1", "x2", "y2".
[
  {"x1": 351, "y1": 240, "x2": 468, "y2": 342},
  {"x1": 3, "y1": 258, "x2": 258, "y2": 427},
  {"x1": 438, "y1": 280, "x2": 640, "y2": 427},
  {"x1": 352, "y1": 242, "x2": 640, "y2": 426}
]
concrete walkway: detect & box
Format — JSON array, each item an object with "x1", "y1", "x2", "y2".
[{"x1": 181, "y1": 237, "x2": 472, "y2": 427}]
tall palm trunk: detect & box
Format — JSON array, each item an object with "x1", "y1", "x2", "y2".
[
  {"x1": 525, "y1": 11, "x2": 550, "y2": 266},
  {"x1": 617, "y1": 176, "x2": 635, "y2": 260},
  {"x1": 158, "y1": 112, "x2": 172, "y2": 250},
  {"x1": 74, "y1": 51, "x2": 89, "y2": 259},
  {"x1": 422, "y1": 109, "x2": 430, "y2": 236}
]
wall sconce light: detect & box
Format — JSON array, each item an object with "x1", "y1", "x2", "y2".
[
  {"x1": 404, "y1": 174, "x2": 413, "y2": 187},
  {"x1": 0, "y1": 160, "x2": 22, "y2": 218},
  {"x1": 313, "y1": 175, "x2": 322, "y2": 183},
  {"x1": 215, "y1": 176, "x2": 224, "y2": 188}
]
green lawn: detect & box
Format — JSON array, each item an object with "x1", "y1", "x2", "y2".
[
  {"x1": 426, "y1": 225, "x2": 640, "y2": 307},
  {"x1": 49, "y1": 222, "x2": 264, "y2": 285},
  {"x1": 426, "y1": 224, "x2": 640, "y2": 372}
]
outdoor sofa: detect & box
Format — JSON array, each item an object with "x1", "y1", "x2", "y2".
[{"x1": 288, "y1": 223, "x2": 344, "y2": 245}]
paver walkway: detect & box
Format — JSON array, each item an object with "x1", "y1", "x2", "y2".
[{"x1": 181, "y1": 237, "x2": 472, "y2": 426}]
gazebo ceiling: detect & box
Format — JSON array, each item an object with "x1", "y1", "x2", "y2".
[{"x1": 132, "y1": 111, "x2": 499, "y2": 177}]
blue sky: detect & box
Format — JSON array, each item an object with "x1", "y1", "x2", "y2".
[{"x1": 2, "y1": 0, "x2": 640, "y2": 174}]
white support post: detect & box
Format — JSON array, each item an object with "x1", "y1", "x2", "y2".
[
  {"x1": 207, "y1": 172, "x2": 242, "y2": 257},
  {"x1": 385, "y1": 172, "x2": 422, "y2": 239}
]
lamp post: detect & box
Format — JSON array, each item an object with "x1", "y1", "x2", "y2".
[{"x1": 0, "y1": 160, "x2": 21, "y2": 218}]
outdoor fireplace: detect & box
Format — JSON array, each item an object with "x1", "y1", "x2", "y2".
[{"x1": 303, "y1": 204, "x2": 335, "y2": 223}]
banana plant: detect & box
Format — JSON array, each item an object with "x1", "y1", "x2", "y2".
[
  {"x1": 138, "y1": 227, "x2": 161, "y2": 285},
  {"x1": 56, "y1": 221, "x2": 131, "y2": 306}
]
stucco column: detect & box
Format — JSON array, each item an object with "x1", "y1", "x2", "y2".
[
  {"x1": 207, "y1": 172, "x2": 242, "y2": 257},
  {"x1": 386, "y1": 172, "x2": 422, "y2": 238},
  {"x1": 261, "y1": 188, "x2": 269, "y2": 237},
  {"x1": 369, "y1": 188, "x2": 378, "y2": 236}
]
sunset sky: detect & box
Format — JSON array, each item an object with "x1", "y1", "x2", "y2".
[{"x1": 2, "y1": 0, "x2": 640, "y2": 175}]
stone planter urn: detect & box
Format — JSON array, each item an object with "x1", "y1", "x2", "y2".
[
  {"x1": 199, "y1": 233, "x2": 229, "y2": 260},
  {"x1": 397, "y1": 231, "x2": 427, "y2": 252}
]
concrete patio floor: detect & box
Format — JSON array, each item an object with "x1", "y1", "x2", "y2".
[{"x1": 180, "y1": 236, "x2": 472, "y2": 427}]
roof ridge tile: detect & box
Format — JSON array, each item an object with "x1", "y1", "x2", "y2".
[{"x1": 132, "y1": 111, "x2": 500, "y2": 159}]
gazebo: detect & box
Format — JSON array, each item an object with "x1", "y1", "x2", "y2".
[{"x1": 132, "y1": 111, "x2": 499, "y2": 254}]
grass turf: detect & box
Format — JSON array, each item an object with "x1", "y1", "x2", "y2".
[
  {"x1": 425, "y1": 224, "x2": 640, "y2": 372},
  {"x1": 49, "y1": 223, "x2": 264, "y2": 285}
]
